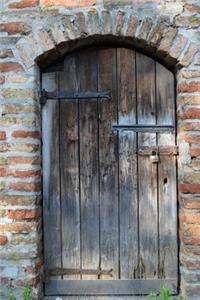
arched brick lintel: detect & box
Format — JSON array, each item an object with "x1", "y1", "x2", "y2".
[{"x1": 15, "y1": 9, "x2": 198, "y2": 72}]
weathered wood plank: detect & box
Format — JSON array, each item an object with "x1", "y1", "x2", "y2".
[
  {"x1": 136, "y1": 53, "x2": 158, "y2": 278},
  {"x1": 117, "y1": 48, "x2": 138, "y2": 279},
  {"x1": 98, "y1": 48, "x2": 119, "y2": 279},
  {"x1": 42, "y1": 72, "x2": 62, "y2": 279},
  {"x1": 59, "y1": 55, "x2": 80, "y2": 279},
  {"x1": 78, "y1": 49, "x2": 99, "y2": 280},
  {"x1": 45, "y1": 279, "x2": 177, "y2": 295},
  {"x1": 156, "y1": 63, "x2": 178, "y2": 282}
]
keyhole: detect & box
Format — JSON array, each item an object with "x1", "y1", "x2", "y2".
[{"x1": 164, "y1": 177, "x2": 168, "y2": 184}]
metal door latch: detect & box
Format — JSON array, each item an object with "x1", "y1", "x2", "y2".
[{"x1": 150, "y1": 150, "x2": 159, "y2": 163}]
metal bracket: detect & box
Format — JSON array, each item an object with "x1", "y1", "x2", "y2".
[
  {"x1": 40, "y1": 89, "x2": 111, "y2": 105},
  {"x1": 112, "y1": 125, "x2": 175, "y2": 133}
]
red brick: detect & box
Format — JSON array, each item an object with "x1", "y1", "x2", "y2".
[
  {"x1": 0, "y1": 62, "x2": 24, "y2": 72},
  {"x1": 181, "y1": 197, "x2": 200, "y2": 209},
  {"x1": 8, "y1": 156, "x2": 41, "y2": 164},
  {"x1": 0, "y1": 168, "x2": 40, "y2": 178},
  {"x1": 10, "y1": 182, "x2": 41, "y2": 192},
  {"x1": 0, "y1": 49, "x2": 13, "y2": 58},
  {"x1": 178, "y1": 81, "x2": 200, "y2": 93},
  {"x1": 8, "y1": 0, "x2": 39, "y2": 9},
  {"x1": 191, "y1": 148, "x2": 200, "y2": 158},
  {"x1": 179, "y1": 122, "x2": 200, "y2": 131},
  {"x1": 41, "y1": 0, "x2": 95, "y2": 7},
  {"x1": 0, "y1": 235, "x2": 8, "y2": 246},
  {"x1": 7, "y1": 208, "x2": 41, "y2": 220},
  {"x1": 0, "y1": 131, "x2": 6, "y2": 140},
  {"x1": 0, "y1": 75, "x2": 5, "y2": 84},
  {"x1": 180, "y1": 212, "x2": 200, "y2": 224},
  {"x1": 1, "y1": 195, "x2": 40, "y2": 206},
  {"x1": 12, "y1": 130, "x2": 40, "y2": 139},
  {"x1": 0, "y1": 222, "x2": 38, "y2": 233},
  {"x1": 178, "y1": 108, "x2": 200, "y2": 119},
  {"x1": 0, "y1": 22, "x2": 31, "y2": 34},
  {"x1": 179, "y1": 183, "x2": 200, "y2": 194},
  {"x1": 181, "y1": 134, "x2": 200, "y2": 144}
]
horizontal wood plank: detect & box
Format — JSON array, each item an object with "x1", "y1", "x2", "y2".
[{"x1": 45, "y1": 279, "x2": 177, "y2": 296}]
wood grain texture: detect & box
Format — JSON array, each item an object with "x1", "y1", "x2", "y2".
[
  {"x1": 98, "y1": 48, "x2": 119, "y2": 279},
  {"x1": 59, "y1": 55, "x2": 80, "y2": 279},
  {"x1": 42, "y1": 72, "x2": 62, "y2": 279},
  {"x1": 117, "y1": 48, "x2": 138, "y2": 279},
  {"x1": 78, "y1": 49, "x2": 99, "y2": 279},
  {"x1": 136, "y1": 53, "x2": 158, "y2": 278}
]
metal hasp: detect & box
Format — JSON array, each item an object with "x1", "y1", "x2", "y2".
[
  {"x1": 40, "y1": 89, "x2": 111, "y2": 104},
  {"x1": 112, "y1": 124, "x2": 175, "y2": 133}
]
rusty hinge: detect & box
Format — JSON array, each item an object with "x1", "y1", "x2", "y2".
[
  {"x1": 43, "y1": 267, "x2": 113, "y2": 282},
  {"x1": 40, "y1": 89, "x2": 111, "y2": 105}
]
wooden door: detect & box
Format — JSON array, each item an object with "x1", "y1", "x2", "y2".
[{"x1": 42, "y1": 48, "x2": 178, "y2": 297}]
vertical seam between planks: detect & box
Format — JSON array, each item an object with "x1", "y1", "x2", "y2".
[
  {"x1": 174, "y1": 73, "x2": 179, "y2": 289},
  {"x1": 58, "y1": 72, "x2": 63, "y2": 279},
  {"x1": 116, "y1": 48, "x2": 121, "y2": 280},
  {"x1": 97, "y1": 49, "x2": 101, "y2": 279},
  {"x1": 155, "y1": 62, "x2": 160, "y2": 279},
  {"x1": 135, "y1": 51, "x2": 140, "y2": 279},
  {"x1": 77, "y1": 53, "x2": 82, "y2": 279}
]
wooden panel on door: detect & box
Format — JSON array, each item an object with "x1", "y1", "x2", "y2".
[
  {"x1": 156, "y1": 62, "x2": 177, "y2": 280},
  {"x1": 78, "y1": 49, "x2": 99, "y2": 279},
  {"x1": 136, "y1": 53, "x2": 158, "y2": 279},
  {"x1": 98, "y1": 48, "x2": 119, "y2": 279},
  {"x1": 59, "y1": 54, "x2": 80, "y2": 279},
  {"x1": 42, "y1": 72, "x2": 62, "y2": 280},
  {"x1": 117, "y1": 48, "x2": 138, "y2": 279}
]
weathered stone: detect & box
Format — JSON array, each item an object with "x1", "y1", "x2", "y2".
[
  {"x1": 115, "y1": 10, "x2": 125, "y2": 35},
  {"x1": 135, "y1": 17, "x2": 153, "y2": 41},
  {"x1": 101, "y1": 10, "x2": 112, "y2": 35},
  {"x1": 175, "y1": 15, "x2": 200, "y2": 28},
  {"x1": 2, "y1": 88, "x2": 35, "y2": 99},
  {"x1": 126, "y1": 14, "x2": 139, "y2": 37},
  {"x1": 158, "y1": 26, "x2": 177, "y2": 53},
  {"x1": 0, "y1": 49, "x2": 13, "y2": 58},
  {"x1": 169, "y1": 34, "x2": 188, "y2": 60},
  {"x1": 0, "y1": 156, "x2": 7, "y2": 165}
]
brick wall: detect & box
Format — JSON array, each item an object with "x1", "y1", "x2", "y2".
[{"x1": 0, "y1": 0, "x2": 200, "y2": 299}]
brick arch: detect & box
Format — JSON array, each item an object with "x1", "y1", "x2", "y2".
[{"x1": 15, "y1": 9, "x2": 198, "y2": 72}]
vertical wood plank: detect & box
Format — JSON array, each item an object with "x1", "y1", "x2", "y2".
[
  {"x1": 59, "y1": 55, "x2": 80, "y2": 279},
  {"x1": 136, "y1": 53, "x2": 158, "y2": 279},
  {"x1": 117, "y1": 48, "x2": 138, "y2": 279},
  {"x1": 42, "y1": 72, "x2": 62, "y2": 280},
  {"x1": 98, "y1": 48, "x2": 119, "y2": 279},
  {"x1": 156, "y1": 63, "x2": 177, "y2": 280},
  {"x1": 78, "y1": 49, "x2": 99, "y2": 280}
]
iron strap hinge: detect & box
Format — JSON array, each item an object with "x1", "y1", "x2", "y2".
[
  {"x1": 40, "y1": 89, "x2": 111, "y2": 104},
  {"x1": 43, "y1": 268, "x2": 113, "y2": 282}
]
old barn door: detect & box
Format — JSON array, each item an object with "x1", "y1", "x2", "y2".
[{"x1": 42, "y1": 48, "x2": 178, "y2": 296}]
